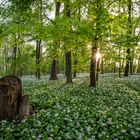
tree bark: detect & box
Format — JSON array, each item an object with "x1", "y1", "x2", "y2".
[
  {"x1": 96, "y1": 58, "x2": 100, "y2": 82},
  {"x1": 36, "y1": 39, "x2": 41, "y2": 79},
  {"x1": 90, "y1": 0, "x2": 102, "y2": 87},
  {"x1": 124, "y1": 61, "x2": 129, "y2": 77},
  {"x1": 119, "y1": 48, "x2": 121, "y2": 77},
  {"x1": 124, "y1": 49, "x2": 131, "y2": 76},
  {"x1": 130, "y1": 61, "x2": 133, "y2": 74},
  {"x1": 73, "y1": 5, "x2": 81, "y2": 78},
  {"x1": 0, "y1": 76, "x2": 22, "y2": 120},
  {"x1": 50, "y1": 2, "x2": 61, "y2": 80},
  {"x1": 35, "y1": 0, "x2": 43, "y2": 79},
  {"x1": 50, "y1": 60, "x2": 58, "y2": 80},
  {"x1": 12, "y1": 45, "x2": 17, "y2": 75},
  {"x1": 101, "y1": 59, "x2": 104, "y2": 74},
  {"x1": 0, "y1": 76, "x2": 32, "y2": 121},
  {"x1": 19, "y1": 95, "x2": 32, "y2": 120},
  {"x1": 73, "y1": 59, "x2": 77, "y2": 78},
  {"x1": 65, "y1": 0, "x2": 72, "y2": 83},
  {"x1": 65, "y1": 51, "x2": 72, "y2": 83},
  {"x1": 90, "y1": 46, "x2": 97, "y2": 87},
  {"x1": 137, "y1": 58, "x2": 140, "y2": 73},
  {"x1": 113, "y1": 62, "x2": 116, "y2": 73},
  {"x1": 124, "y1": 0, "x2": 132, "y2": 77}
]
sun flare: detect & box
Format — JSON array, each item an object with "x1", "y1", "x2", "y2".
[{"x1": 95, "y1": 52, "x2": 101, "y2": 61}]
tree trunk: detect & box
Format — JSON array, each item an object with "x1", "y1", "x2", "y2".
[
  {"x1": 0, "y1": 76, "x2": 32, "y2": 121},
  {"x1": 119, "y1": 62, "x2": 121, "y2": 77},
  {"x1": 12, "y1": 46, "x2": 17, "y2": 75},
  {"x1": 96, "y1": 58, "x2": 100, "y2": 82},
  {"x1": 17, "y1": 47, "x2": 23, "y2": 77},
  {"x1": 50, "y1": 60, "x2": 58, "y2": 80},
  {"x1": 65, "y1": 0, "x2": 72, "y2": 83},
  {"x1": 137, "y1": 59, "x2": 140, "y2": 73},
  {"x1": 19, "y1": 95, "x2": 32, "y2": 120},
  {"x1": 130, "y1": 60, "x2": 133, "y2": 74},
  {"x1": 90, "y1": 47, "x2": 97, "y2": 87},
  {"x1": 65, "y1": 51, "x2": 72, "y2": 83},
  {"x1": 119, "y1": 48, "x2": 121, "y2": 77},
  {"x1": 0, "y1": 94, "x2": 12, "y2": 120},
  {"x1": 90, "y1": 0, "x2": 101, "y2": 87},
  {"x1": 50, "y1": 2, "x2": 61, "y2": 80},
  {"x1": 4, "y1": 42, "x2": 8, "y2": 74},
  {"x1": 124, "y1": 0, "x2": 132, "y2": 77},
  {"x1": 124, "y1": 62, "x2": 129, "y2": 77},
  {"x1": 0, "y1": 75, "x2": 22, "y2": 120},
  {"x1": 113, "y1": 62, "x2": 116, "y2": 73},
  {"x1": 73, "y1": 5, "x2": 81, "y2": 79},
  {"x1": 73, "y1": 59, "x2": 77, "y2": 78},
  {"x1": 124, "y1": 49, "x2": 131, "y2": 77},
  {"x1": 36, "y1": 39, "x2": 41, "y2": 79},
  {"x1": 101, "y1": 59, "x2": 104, "y2": 74},
  {"x1": 35, "y1": 0, "x2": 43, "y2": 79}
]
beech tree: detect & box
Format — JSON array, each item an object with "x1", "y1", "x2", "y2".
[{"x1": 50, "y1": 1, "x2": 61, "y2": 80}]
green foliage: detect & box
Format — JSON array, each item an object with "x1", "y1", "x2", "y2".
[
  {"x1": 9, "y1": 0, "x2": 36, "y2": 12},
  {"x1": 0, "y1": 0, "x2": 140, "y2": 76},
  {"x1": 1, "y1": 75, "x2": 140, "y2": 139}
]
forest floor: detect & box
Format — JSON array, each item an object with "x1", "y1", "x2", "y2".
[{"x1": 1, "y1": 74, "x2": 140, "y2": 140}]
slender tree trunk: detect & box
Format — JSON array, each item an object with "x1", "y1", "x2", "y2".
[
  {"x1": 65, "y1": 51, "x2": 72, "y2": 83},
  {"x1": 35, "y1": 0, "x2": 43, "y2": 79},
  {"x1": 65, "y1": 0, "x2": 72, "y2": 83},
  {"x1": 50, "y1": 60, "x2": 58, "y2": 80},
  {"x1": 36, "y1": 0, "x2": 43, "y2": 79},
  {"x1": 90, "y1": 0, "x2": 100, "y2": 87},
  {"x1": 96, "y1": 58, "x2": 100, "y2": 82},
  {"x1": 124, "y1": 61, "x2": 129, "y2": 77},
  {"x1": 50, "y1": 2, "x2": 61, "y2": 80},
  {"x1": 36, "y1": 39, "x2": 41, "y2": 79},
  {"x1": 90, "y1": 46, "x2": 97, "y2": 87},
  {"x1": 119, "y1": 62, "x2": 121, "y2": 77},
  {"x1": 12, "y1": 46, "x2": 17, "y2": 75},
  {"x1": 124, "y1": 49, "x2": 131, "y2": 77},
  {"x1": 137, "y1": 58, "x2": 140, "y2": 73},
  {"x1": 56, "y1": 60, "x2": 60, "y2": 74},
  {"x1": 73, "y1": 5, "x2": 81, "y2": 78},
  {"x1": 1, "y1": 47, "x2": 4, "y2": 72},
  {"x1": 101, "y1": 59, "x2": 104, "y2": 74},
  {"x1": 130, "y1": 61, "x2": 133, "y2": 74},
  {"x1": 73, "y1": 59, "x2": 77, "y2": 78},
  {"x1": 119, "y1": 48, "x2": 121, "y2": 77},
  {"x1": 11, "y1": 36, "x2": 19, "y2": 75},
  {"x1": 133, "y1": 59, "x2": 137, "y2": 73},
  {"x1": 113, "y1": 61, "x2": 116, "y2": 73},
  {"x1": 124, "y1": 0, "x2": 132, "y2": 77},
  {"x1": 130, "y1": 50, "x2": 134, "y2": 74},
  {"x1": 18, "y1": 48, "x2": 22, "y2": 77},
  {"x1": 122, "y1": 55, "x2": 125, "y2": 71},
  {"x1": 4, "y1": 42, "x2": 8, "y2": 74}
]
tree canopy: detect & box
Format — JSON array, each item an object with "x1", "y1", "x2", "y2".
[{"x1": 0, "y1": 0, "x2": 140, "y2": 86}]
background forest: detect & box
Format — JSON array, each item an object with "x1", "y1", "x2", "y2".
[{"x1": 0, "y1": 0, "x2": 140, "y2": 87}]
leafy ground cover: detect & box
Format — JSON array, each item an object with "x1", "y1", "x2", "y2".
[{"x1": 1, "y1": 74, "x2": 140, "y2": 140}]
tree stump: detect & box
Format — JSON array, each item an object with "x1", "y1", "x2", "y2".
[
  {"x1": 0, "y1": 75, "x2": 32, "y2": 121},
  {"x1": 0, "y1": 94, "x2": 10, "y2": 119},
  {"x1": 19, "y1": 95, "x2": 32, "y2": 120}
]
